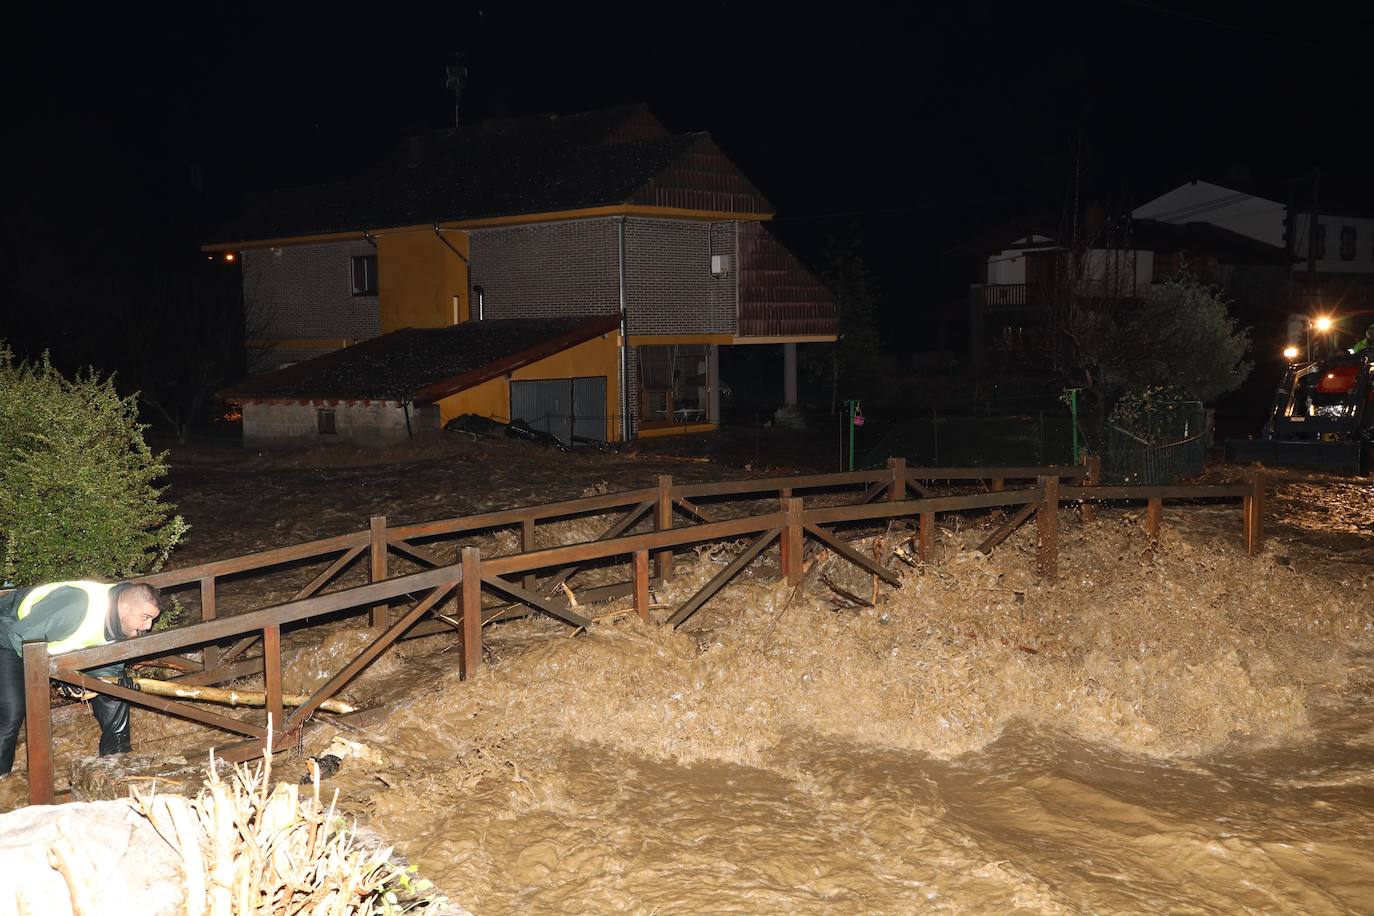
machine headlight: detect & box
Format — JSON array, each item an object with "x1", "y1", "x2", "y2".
[{"x1": 1283, "y1": 345, "x2": 1299, "y2": 360}]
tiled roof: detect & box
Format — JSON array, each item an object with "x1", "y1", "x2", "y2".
[
  {"x1": 211, "y1": 105, "x2": 772, "y2": 244},
  {"x1": 220, "y1": 316, "x2": 621, "y2": 403}
]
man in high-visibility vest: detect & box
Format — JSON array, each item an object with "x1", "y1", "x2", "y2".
[{"x1": 0, "y1": 581, "x2": 161, "y2": 776}]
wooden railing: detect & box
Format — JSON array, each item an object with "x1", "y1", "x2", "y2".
[{"x1": 22, "y1": 459, "x2": 1263, "y2": 804}]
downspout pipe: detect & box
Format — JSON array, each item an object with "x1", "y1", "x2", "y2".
[
  {"x1": 432, "y1": 224, "x2": 470, "y2": 265},
  {"x1": 618, "y1": 217, "x2": 632, "y2": 442}
]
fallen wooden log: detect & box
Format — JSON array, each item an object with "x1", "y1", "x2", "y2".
[{"x1": 95, "y1": 676, "x2": 357, "y2": 715}]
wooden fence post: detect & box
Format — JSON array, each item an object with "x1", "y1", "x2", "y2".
[
  {"x1": 990, "y1": 477, "x2": 1004, "y2": 493},
  {"x1": 655, "y1": 475, "x2": 674, "y2": 582},
  {"x1": 1036, "y1": 475, "x2": 1059, "y2": 580},
  {"x1": 521, "y1": 517, "x2": 537, "y2": 591},
  {"x1": 200, "y1": 575, "x2": 220, "y2": 672},
  {"x1": 1245, "y1": 472, "x2": 1265, "y2": 555},
  {"x1": 633, "y1": 549, "x2": 650, "y2": 623},
  {"x1": 23, "y1": 641, "x2": 53, "y2": 805},
  {"x1": 918, "y1": 511, "x2": 935, "y2": 561},
  {"x1": 369, "y1": 515, "x2": 388, "y2": 628},
  {"x1": 461, "y1": 547, "x2": 482, "y2": 679},
  {"x1": 1081, "y1": 454, "x2": 1101, "y2": 524},
  {"x1": 781, "y1": 497, "x2": 805, "y2": 586},
  {"x1": 1145, "y1": 496, "x2": 1162, "y2": 538},
  {"x1": 262, "y1": 623, "x2": 283, "y2": 747},
  {"x1": 888, "y1": 457, "x2": 906, "y2": 502}
]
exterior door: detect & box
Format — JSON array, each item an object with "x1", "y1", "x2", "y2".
[{"x1": 510, "y1": 380, "x2": 572, "y2": 445}]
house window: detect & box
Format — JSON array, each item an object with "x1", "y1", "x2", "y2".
[
  {"x1": 350, "y1": 254, "x2": 378, "y2": 296},
  {"x1": 317, "y1": 409, "x2": 337, "y2": 435},
  {"x1": 1341, "y1": 226, "x2": 1357, "y2": 261},
  {"x1": 1315, "y1": 224, "x2": 1327, "y2": 260}
]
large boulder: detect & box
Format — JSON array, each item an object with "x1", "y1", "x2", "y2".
[{"x1": 0, "y1": 799, "x2": 185, "y2": 915}]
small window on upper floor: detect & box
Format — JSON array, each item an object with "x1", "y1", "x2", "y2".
[
  {"x1": 1341, "y1": 226, "x2": 1357, "y2": 261},
  {"x1": 1315, "y1": 224, "x2": 1327, "y2": 260},
  {"x1": 351, "y1": 254, "x2": 378, "y2": 296}
]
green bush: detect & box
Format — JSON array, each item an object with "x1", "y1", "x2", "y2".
[{"x1": 0, "y1": 343, "x2": 187, "y2": 586}]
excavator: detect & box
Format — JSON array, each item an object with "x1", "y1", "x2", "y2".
[{"x1": 1227, "y1": 330, "x2": 1374, "y2": 473}]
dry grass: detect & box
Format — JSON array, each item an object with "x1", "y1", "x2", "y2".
[{"x1": 128, "y1": 726, "x2": 443, "y2": 915}]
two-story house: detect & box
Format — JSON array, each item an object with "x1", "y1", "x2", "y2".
[{"x1": 207, "y1": 105, "x2": 836, "y2": 446}]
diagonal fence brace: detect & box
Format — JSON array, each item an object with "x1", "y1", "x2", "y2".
[
  {"x1": 803, "y1": 523, "x2": 902, "y2": 586},
  {"x1": 484, "y1": 574, "x2": 594, "y2": 630},
  {"x1": 536, "y1": 500, "x2": 653, "y2": 598},
  {"x1": 976, "y1": 500, "x2": 1039, "y2": 554},
  {"x1": 54, "y1": 671, "x2": 268, "y2": 739},
  {"x1": 668, "y1": 528, "x2": 780, "y2": 628}
]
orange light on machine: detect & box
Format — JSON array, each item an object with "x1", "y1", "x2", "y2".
[{"x1": 1282, "y1": 345, "x2": 1299, "y2": 360}]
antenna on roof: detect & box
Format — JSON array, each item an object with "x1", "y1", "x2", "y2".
[{"x1": 445, "y1": 52, "x2": 468, "y2": 126}]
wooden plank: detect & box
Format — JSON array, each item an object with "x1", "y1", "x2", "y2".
[
  {"x1": 134, "y1": 530, "x2": 370, "y2": 590},
  {"x1": 462, "y1": 548, "x2": 482, "y2": 679},
  {"x1": 1037, "y1": 476, "x2": 1059, "y2": 580},
  {"x1": 633, "y1": 550, "x2": 650, "y2": 623},
  {"x1": 262, "y1": 624, "x2": 284, "y2": 738},
  {"x1": 856, "y1": 479, "x2": 890, "y2": 505},
  {"x1": 656, "y1": 475, "x2": 674, "y2": 581},
  {"x1": 171, "y1": 656, "x2": 264, "y2": 686},
  {"x1": 388, "y1": 538, "x2": 447, "y2": 569},
  {"x1": 285, "y1": 581, "x2": 459, "y2": 730},
  {"x1": 481, "y1": 574, "x2": 594, "y2": 630},
  {"x1": 804, "y1": 523, "x2": 901, "y2": 586},
  {"x1": 803, "y1": 490, "x2": 1038, "y2": 525},
  {"x1": 976, "y1": 501, "x2": 1038, "y2": 554},
  {"x1": 55, "y1": 560, "x2": 482, "y2": 671},
  {"x1": 1060, "y1": 484, "x2": 1250, "y2": 500},
  {"x1": 1247, "y1": 472, "x2": 1265, "y2": 555},
  {"x1": 902, "y1": 472, "x2": 933, "y2": 498},
  {"x1": 674, "y1": 469, "x2": 884, "y2": 499},
  {"x1": 781, "y1": 498, "x2": 805, "y2": 586},
  {"x1": 391, "y1": 487, "x2": 659, "y2": 539},
  {"x1": 292, "y1": 545, "x2": 365, "y2": 601},
  {"x1": 668, "y1": 529, "x2": 780, "y2": 627},
  {"x1": 672, "y1": 495, "x2": 715, "y2": 522},
  {"x1": 1145, "y1": 497, "x2": 1162, "y2": 537},
  {"x1": 907, "y1": 466, "x2": 1086, "y2": 480},
  {"x1": 23, "y1": 642, "x2": 54, "y2": 805},
  {"x1": 369, "y1": 516, "x2": 388, "y2": 628}
]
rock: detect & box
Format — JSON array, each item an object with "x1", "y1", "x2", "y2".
[
  {"x1": 0, "y1": 799, "x2": 185, "y2": 915},
  {"x1": 69, "y1": 752, "x2": 225, "y2": 802}
]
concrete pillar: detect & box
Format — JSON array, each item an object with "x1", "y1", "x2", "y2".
[
  {"x1": 783, "y1": 342, "x2": 798, "y2": 406},
  {"x1": 707, "y1": 344, "x2": 721, "y2": 423}
]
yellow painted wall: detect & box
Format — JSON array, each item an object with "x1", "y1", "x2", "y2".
[
  {"x1": 435, "y1": 332, "x2": 623, "y2": 441},
  {"x1": 377, "y1": 231, "x2": 469, "y2": 332}
]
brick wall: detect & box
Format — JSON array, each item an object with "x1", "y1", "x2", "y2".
[{"x1": 243, "y1": 241, "x2": 381, "y2": 343}]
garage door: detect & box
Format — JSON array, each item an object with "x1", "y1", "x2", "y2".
[{"x1": 510, "y1": 377, "x2": 607, "y2": 445}]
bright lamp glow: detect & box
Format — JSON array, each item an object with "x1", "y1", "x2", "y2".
[
  {"x1": 224, "y1": 252, "x2": 236, "y2": 262},
  {"x1": 1314, "y1": 315, "x2": 1334, "y2": 331},
  {"x1": 1282, "y1": 345, "x2": 1299, "y2": 360}
]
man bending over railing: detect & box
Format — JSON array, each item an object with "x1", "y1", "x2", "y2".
[{"x1": 0, "y1": 581, "x2": 161, "y2": 777}]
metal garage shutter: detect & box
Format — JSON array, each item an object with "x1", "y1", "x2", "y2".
[
  {"x1": 510, "y1": 380, "x2": 572, "y2": 445},
  {"x1": 572, "y1": 377, "x2": 607, "y2": 443}
]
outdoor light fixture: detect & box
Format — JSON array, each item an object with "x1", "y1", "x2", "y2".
[
  {"x1": 224, "y1": 252, "x2": 236, "y2": 262},
  {"x1": 1314, "y1": 315, "x2": 1333, "y2": 332},
  {"x1": 1282, "y1": 345, "x2": 1299, "y2": 360}
]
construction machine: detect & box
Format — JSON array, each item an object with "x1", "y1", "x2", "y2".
[{"x1": 1226, "y1": 351, "x2": 1374, "y2": 473}]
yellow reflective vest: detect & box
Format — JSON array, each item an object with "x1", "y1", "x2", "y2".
[{"x1": 16, "y1": 581, "x2": 113, "y2": 655}]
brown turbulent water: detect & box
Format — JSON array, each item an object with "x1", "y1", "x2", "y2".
[{"x1": 5, "y1": 460, "x2": 1374, "y2": 913}]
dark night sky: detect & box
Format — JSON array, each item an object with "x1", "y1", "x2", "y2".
[{"x1": 6, "y1": 1, "x2": 1373, "y2": 352}]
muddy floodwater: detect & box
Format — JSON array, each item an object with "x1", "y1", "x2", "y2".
[{"x1": 5, "y1": 440, "x2": 1374, "y2": 913}]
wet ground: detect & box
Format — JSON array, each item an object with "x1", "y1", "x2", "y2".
[{"x1": 4, "y1": 432, "x2": 1374, "y2": 912}]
